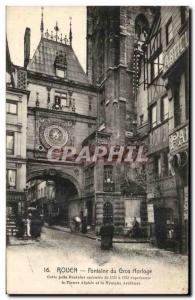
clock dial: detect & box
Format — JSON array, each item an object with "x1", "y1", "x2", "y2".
[{"x1": 44, "y1": 125, "x2": 68, "y2": 147}]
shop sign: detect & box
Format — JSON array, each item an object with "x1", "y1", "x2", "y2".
[
  {"x1": 169, "y1": 125, "x2": 188, "y2": 152},
  {"x1": 184, "y1": 186, "x2": 188, "y2": 221},
  {"x1": 164, "y1": 30, "x2": 189, "y2": 72},
  {"x1": 147, "y1": 204, "x2": 154, "y2": 223}
]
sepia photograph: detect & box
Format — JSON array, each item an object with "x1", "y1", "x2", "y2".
[{"x1": 6, "y1": 5, "x2": 190, "y2": 295}]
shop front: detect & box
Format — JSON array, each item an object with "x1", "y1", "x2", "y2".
[{"x1": 169, "y1": 123, "x2": 189, "y2": 254}]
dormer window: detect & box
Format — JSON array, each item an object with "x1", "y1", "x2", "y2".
[{"x1": 54, "y1": 51, "x2": 67, "y2": 78}]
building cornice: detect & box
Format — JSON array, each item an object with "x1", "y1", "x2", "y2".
[{"x1": 27, "y1": 70, "x2": 98, "y2": 93}]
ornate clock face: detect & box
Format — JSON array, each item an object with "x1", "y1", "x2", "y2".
[{"x1": 43, "y1": 124, "x2": 69, "y2": 147}]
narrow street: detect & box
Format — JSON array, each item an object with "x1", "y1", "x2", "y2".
[{"x1": 7, "y1": 226, "x2": 188, "y2": 295}]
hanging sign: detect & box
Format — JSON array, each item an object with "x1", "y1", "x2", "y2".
[{"x1": 164, "y1": 30, "x2": 189, "y2": 72}]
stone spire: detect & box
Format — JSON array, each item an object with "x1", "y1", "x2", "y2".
[
  {"x1": 40, "y1": 7, "x2": 44, "y2": 36},
  {"x1": 69, "y1": 17, "x2": 72, "y2": 47}
]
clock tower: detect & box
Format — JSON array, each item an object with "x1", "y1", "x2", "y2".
[{"x1": 25, "y1": 12, "x2": 97, "y2": 222}]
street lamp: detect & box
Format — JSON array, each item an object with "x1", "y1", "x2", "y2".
[
  {"x1": 24, "y1": 187, "x2": 28, "y2": 216},
  {"x1": 23, "y1": 186, "x2": 28, "y2": 240}
]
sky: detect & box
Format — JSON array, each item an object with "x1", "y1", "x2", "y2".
[{"x1": 6, "y1": 6, "x2": 87, "y2": 71}]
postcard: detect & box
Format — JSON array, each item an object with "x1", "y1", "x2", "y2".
[{"x1": 6, "y1": 6, "x2": 190, "y2": 295}]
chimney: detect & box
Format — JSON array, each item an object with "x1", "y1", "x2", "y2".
[{"x1": 24, "y1": 27, "x2": 31, "y2": 68}]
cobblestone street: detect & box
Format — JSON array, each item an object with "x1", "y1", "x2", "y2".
[{"x1": 7, "y1": 226, "x2": 188, "y2": 294}]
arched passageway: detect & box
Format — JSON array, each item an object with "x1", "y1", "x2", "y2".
[{"x1": 26, "y1": 169, "x2": 81, "y2": 226}]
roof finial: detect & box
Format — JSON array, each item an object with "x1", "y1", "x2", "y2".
[
  {"x1": 54, "y1": 21, "x2": 59, "y2": 41},
  {"x1": 69, "y1": 17, "x2": 72, "y2": 47},
  {"x1": 40, "y1": 6, "x2": 44, "y2": 37}
]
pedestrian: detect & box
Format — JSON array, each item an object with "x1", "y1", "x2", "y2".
[
  {"x1": 74, "y1": 216, "x2": 81, "y2": 232},
  {"x1": 81, "y1": 216, "x2": 87, "y2": 233},
  {"x1": 131, "y1": 217, "x2": 140, "y2": 238},
  {"x1": 100, "y1": 221, "x2": 114, "y2": 250},
  {"x1": 81, "y1": 209, "x2": 87, "y2": 233},
  {"x1": 30, "y1": 211, "x2": 42, "y2": 240},
  {"x1": 16, "y1": 216, "x2": 25, "y2": 238}
]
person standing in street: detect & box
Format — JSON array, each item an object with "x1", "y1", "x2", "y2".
[
  {"x1": 30, "y1": 211, "x2": 42, "y2": 240},
  {"x1": 26, "y1": 213, "x2": 32, "y2": 238},
  {"x1": 100, "y1": 222, "x2": 114, "y2": 250}
]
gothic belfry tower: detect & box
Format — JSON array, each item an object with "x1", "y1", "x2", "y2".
[
  {"x1": 87, "y1": 7, "x2": 153, "y2": 141},
  {"x1": 86, "y1": 7, "x2": 154, "y2": 231}
]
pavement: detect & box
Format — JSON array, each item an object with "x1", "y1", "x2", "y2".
[
  {"x1": 6, "y1": 226, "x2": 189, "y2": 295},
  {"x1": 8, "y1": 223, "x2": 150, "y2": 246},
  {"x1": 45, "y1": 224, "x2": 150, "y2": 243}
]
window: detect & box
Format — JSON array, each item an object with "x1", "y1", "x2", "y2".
[
  {"x1": 153, "y1": 57, "x2": 159, "y2": 78},
  {"x1": 56, "y1": 68, "x2": 66, "y2": 78},
  {"x1": 61, "y1": 93, "x2": 68, "y2": 107},
  {"x1": 53, "y1": 95, "x2": 61, "y2": 110},
  {"x1": 147, "y1": 29, "x2": 162, "y2": 83},
  {"x1": 150, "y1": 52, "x2": 163, "y2": 81},
  {"x1": 6, "y1": 169, "x2": 16, "y2": 189},
  {"x1": 104, "y1": 165, "x2": 114, "y2": 192},
  {"x1": 150, "y1": 104, "x2": 157, "y2": 128},
  {"x1": 174, "y1": 89, "x2": 181, "y2": 127},
  {"x1": 53, "y1": 91, "x2": 68, "y2": 110},
  {"x1": 168, "y1": 153, "x2": 172, "y2": 175},
  {"x1": 85, "y1": 166, "x2": 94, "y2": 191},
  {"x1": 163, "y1": 152, "x2": 169, "y2": 177},
  {"x1": 6, "y1": 132, "x2": 14, "y2": 155},
  {"x1": 154, "y1": 156, "x2": 161, "y2": 177},
  {"x1": 159, "y1": 53, "x2": 163, "y2": 72},
  {"x1": 166, "y1": 18, "x2": 173, "y2": 45},
  {"x1": 6, "y1": 102, "x2": 17, "y2": 114},
  {"x1": 103, "y1": 202, "x2": 113, "y2": 224},
  {"x1": 89, "y1": 98, "x2": 92, "y2": 111},
  {"x1": 161, "y1": 95, "x2": 169, "y2": 121}
]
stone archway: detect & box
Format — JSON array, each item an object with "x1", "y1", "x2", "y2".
[
  {"x1": 26, "y1": 165, "x2": 83, "y2": 226},
  {"x1": 27, "y1": 167, "x2": 82, "y2": 198}
]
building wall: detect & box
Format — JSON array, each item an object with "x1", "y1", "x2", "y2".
[
  {"x1": 136, "y1": 6, "x2": 189, "y2": 251},
  {"x1": 6, "y1": 89, "x2": 28, "y2": 192},
  {"x1": 161, "y1": 6, "x2": 189, "y2": 253},
  {"x1": 85, "y1": 7, "x2": 155, "y2": 232},
  {"x1": 27, "y1": 82, "x2": 97, "y2": 117}
]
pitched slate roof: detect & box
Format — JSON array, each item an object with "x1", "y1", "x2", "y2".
[{"x1": 27, "y1": 37, "x2": 89, "y2": 84}]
